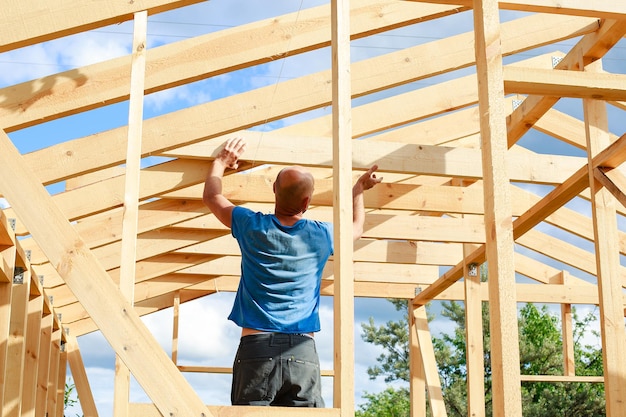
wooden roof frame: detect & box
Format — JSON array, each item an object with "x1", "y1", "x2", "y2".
[{"x1": 2, "y1": 0, "x2": 626, "y2": 416}]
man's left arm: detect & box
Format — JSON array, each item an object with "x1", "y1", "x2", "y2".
[
  {"x1": 352, "y1": 165, "x2": 382, "y2": 241},
  {"x1": 202, "y1": 137, "x2": 246, "y2": 228}
]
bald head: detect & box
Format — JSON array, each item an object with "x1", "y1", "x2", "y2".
[{"x1": 273, "y1": 166, "x2": 314, "y2": 216}]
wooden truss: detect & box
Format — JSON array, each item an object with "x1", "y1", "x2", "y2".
[{"x1": 2, "y1": 0, "x2": 626, "y2": 416}]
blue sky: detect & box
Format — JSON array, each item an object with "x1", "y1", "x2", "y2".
[{"x1": 2, "y1": 1, "x2": 624, "y2": 415}]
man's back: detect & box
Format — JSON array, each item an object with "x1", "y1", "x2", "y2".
[{"x1": 229, "y1": 206, "x2": 333, "y2": 333}]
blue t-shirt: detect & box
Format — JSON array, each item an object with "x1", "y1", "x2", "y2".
[{"x1": 228, "y1": 206, "x2": 334, "y2": 333}]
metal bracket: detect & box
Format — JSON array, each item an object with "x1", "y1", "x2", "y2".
[
  {"x1": 24, "y1": 250, "x2": 31, "y2": 262},
  {"x1": 13, "y1": 266, "x2": 25, "y2": 284},
  {"x1": 551, "y1": 55, "x2": 563, "y2": 68},
  {"x1": 415, "y1": 286, "x2": 422, "y2": 296},
  {"x1": 8, "y1": 218, "x2": 16, "y2": 231},
  {"x1": 468, "y1": 263, "x2": 478, "y2": 277}
]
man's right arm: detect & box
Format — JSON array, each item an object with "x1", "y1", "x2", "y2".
[
  {"x1": 202, "y1": 137, "x2": 246, "y2": 228},
  {"x1": 352, "y1": 165, "x2": 382, "y2": 241}
]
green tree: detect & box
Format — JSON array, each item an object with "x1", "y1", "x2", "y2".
[
  {"x1": 358, "y1": 299, "x2": 604, "y2": 417},
  {"x1": 64, "y1": 378, "x2": 83, "y2": 417}
]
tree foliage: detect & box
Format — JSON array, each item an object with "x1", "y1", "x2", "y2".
[{"x1": 357, "y1": 298, "x2": 604, "y2": 417}]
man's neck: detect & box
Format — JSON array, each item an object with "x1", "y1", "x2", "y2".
[{"x1": 274, "y1": 210, "x2": 303, "y2": 226}]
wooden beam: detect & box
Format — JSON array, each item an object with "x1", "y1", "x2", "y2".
[
  {"x1": 0, "y1": 0, "x2": 203, "y2": 52},
  {"x1": 18, "y1": 12, "x2": 596, "y2": 183},
  {"x1": 473, "y1": 0, "x2": 522, "y2": 414},
  {"x1": 507, "y1": 19, "x2": 626, "y2": 147},
  {"x1": 409, "y1": 303, "x2": 426, "y2": 417},
  {"x1": 594, "y1": 167, "x2": 626, "y2": 209},
  {"x1": 130, "y1": 403, "x2": 341, "y2": 416},
  {"x1": 413, "y1": 306, "x2": 447, "y2": 416},
  {"x1": 66, "y1": 334, "x2": 99, "y2": 417},
  {"x1": 3, "y1": 265, "x2": 30, "y2": 417},
  {"x1": 115, "y1": 11, "x2": 147, "y2": 417},
  {"x1": 559, "y1": 272, "x2": 576, "y2": 377},
  {"x1": 46, "y1": 328, "x2": 61, "y2": 417},
  {"x1": 21, "y1": 275, "x2": 44, "y2": 416},
  {"x1": 0, "y1": 129, "x2": 212, "y2": 416},
  {"x1": 1, "y1": 1, "x2": 467, "y2": 132},
  {"x1": 413, "y1": 132, "x2": 626, "y2": 306},
  {"x1": 504, "y1": 67, "x2": 626, "y2": 101},
  {"x1": 583, "y1": 60, "x2": 626, "y2": 417},
  {"x1": 404, "y1": 0, "x2": 626, "y2": 19},
  {"x1": 463, "y1": 242, "x2": 486, "y2": 417},
  {"x1": 35, "y1": 313, "x2": 53, "y2": 416}
]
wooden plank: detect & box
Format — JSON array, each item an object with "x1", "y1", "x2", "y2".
[
  {"x1": 413, "y1": 307, "x2": 447, "y2": 416},
  {"x1": 519, "y1": 375, "x2": 604, "y2": 383},
  {"x1": 583, "y1": 60, "x2": 626, "y2": 417},
  {"x1": 46, "y1": 329, "x2": 61, "y2": 417},
  {"x1": 0, "y1": 130, "x2": 212, "y2": 416},
  {"x1": 559, "y1": 272, "x2": 576, "y2": 377},
  {"x1": 414, "y1": 134, "x2": 626, "y2": 306},
  {"x1": 172, "y1": 291, "x2": 180, "y2": 364},
  {"x1": 19, "y1": 13, "x2": 595, "y2": 185},
  {"x1": 35, "y1": 313, "x2": 53, "y2": 416},
  {"x1": 130, "y1": 403, "x2": 341, "y2": 416},
  {"x1": 0, "y1": 0, "x2": 465, "y2": 132},
  {"x1": 463, "y1": 243, "x2": 485, "y2": 417},
  {"x1": 164, "y1": 136, "x2": 584, "y2": 183},
  {"x1": 66, "y1": 334, "x2": 99, "y2": 417},
  {"x1": 3, "y1": 268, "x2": 30, "y2": 417},
  {"x1": 473, "y1": 0, "x2": 522, "y2": 415},
  {"x1": 507, "y1": 19, "x2": 626, "y2": 146},
  {"x1": 55, "y1": 342, "x2": 68, "y2": 417},
  {"x1": 1, "y1": 0, "x2": 203, "y2": 52},
  {"x1": 333, "y1": 2, "x2": 358, "y2": 408},
  {"x1": 504, "y1": 67, "x2": 626, "y2": 101},
  {"x1": 20, "y1": 278, "x2": 44, "y2": 416},
  {"x1": 66, "y1": 277, "x2": 609, "y2": 337},
  {"x1": 404, "y1": 0, "x2": 626, "y2": 19},
  {"x1": 516, "y1": 230, "x2": 600, "y2": 278},
  {"x1": 409, "y1": 305, "x2": 426, "y2": 417},
  {"x1": 115, "y1": 11, "x2": 147, "y2": 417},
  {"x1": 278, "y1": 54, "x2": 554, "y2": 140},
  {"x1": 594, "y1": 167, "x2": 626, "y2": 209}
]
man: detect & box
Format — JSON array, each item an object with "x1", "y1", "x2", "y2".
[{"x1": 203, "y1": 137, "x2": 382, "y2": 407}]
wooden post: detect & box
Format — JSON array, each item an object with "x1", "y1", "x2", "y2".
[
  {"x1": 472, "y1": 0, "x2": 522, "y2": 415},
  {"x1": 463, "y1": 243, "x2": 486, "y2": 417},
  {"x1": 558, "y1": 271, "x2": 575, "y2": 376},
  {"x1": 46, "y1": 328, "x2": 61, "y2": 417},
  {"x1": 66, "y1": 334, "x2": 99, "y2": 417},
  {"x1": 409, "y1": 304, "x2": 426, "y2": 417},
  {"x1": 413, "y1": 306, "x2": 447, "y2": 417},
  {"x1": 0, "y1": 221, "x2": 15, "y2": 413},
  {"x1": 172, "y1": 291, "x2": 181, "y2": 364},
  {"x1": 35, "y1": 313, "x2": 53, "y2": 416},
  {"x1": 583, "y1": 59, "x2": 626, "y2": 417},
  {"x1": 3, "y1": 263, "x2": 30, "y2": 417},
  {"x1": 0, "y1": 129, "x2": 212, "y2": 416},
  {"x1": 21, "y1": 274, "x2": 44, "y2": 416},
  {"x1": 114, "y1": 10, "x2": 147, "y2": 417},
  {"x1": 55, "y1": 336, "x2": 68, "y2": 417},
  {"x1": 331, "y1": 0, "x2": 355, "y2": 414}
]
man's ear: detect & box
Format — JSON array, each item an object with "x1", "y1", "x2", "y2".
[{"x1": 302, "y1": 196, "x2": 311, "y2": 213}]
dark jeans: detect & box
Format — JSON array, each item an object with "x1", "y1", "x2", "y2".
[{"x1": 231, "y1": 333, "x2": 325, "y2": 407}]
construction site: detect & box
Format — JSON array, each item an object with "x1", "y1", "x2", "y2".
[{"x1": 2, "y1": 0, "x2": 626, "y2": 416}]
